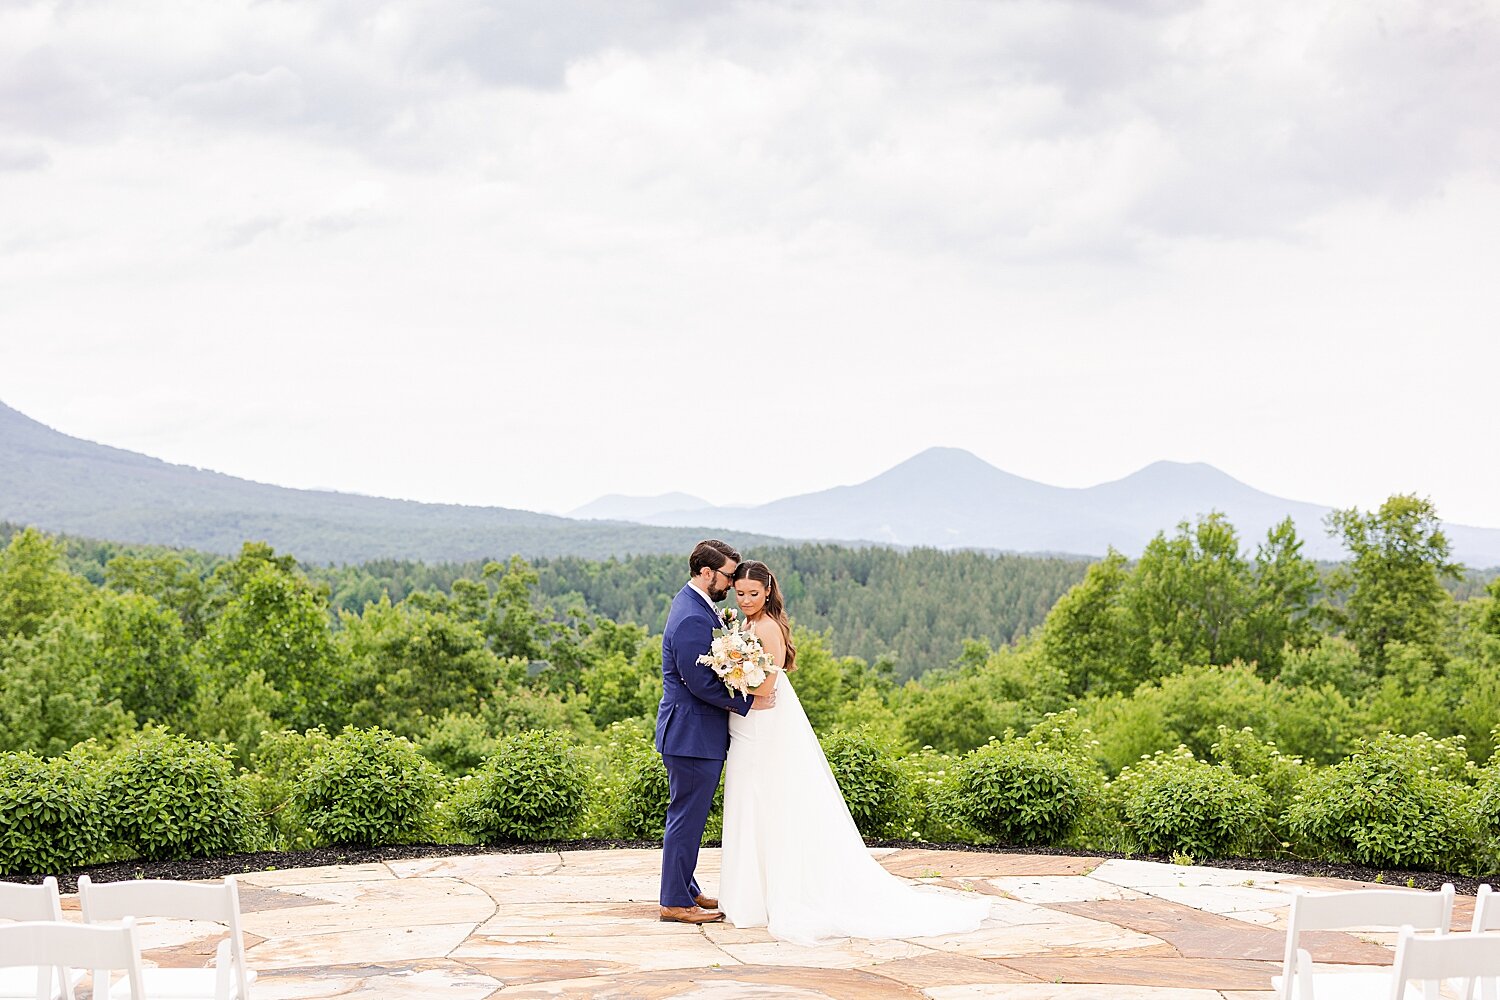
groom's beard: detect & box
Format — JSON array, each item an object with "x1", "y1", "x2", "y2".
[{"x1": 708, "y1": 584, "x2": 730, "y2": 602}]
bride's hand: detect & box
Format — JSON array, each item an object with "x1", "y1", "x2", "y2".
[{"x1": 750, "y1": 689, "x2": 777, "y2": 710}]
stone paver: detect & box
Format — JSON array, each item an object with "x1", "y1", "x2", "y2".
[
  {"x1": 60, "y1": 848, "x2": 1474, "y2": 998},
  {"x1": 882, "y1": 851, "x2": 1101, "y2": 879}
]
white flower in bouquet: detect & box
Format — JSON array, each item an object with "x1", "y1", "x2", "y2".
[{"x1": 697, "y1": 615, "x2": 779, "y2": 698}]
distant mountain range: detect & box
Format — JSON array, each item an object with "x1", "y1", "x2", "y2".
[
  {"x1": 569, "y1": 492, "x2": 713, "y2": 522},
  {"x1": 4, "y1": 399, "x2": 1497, "y2": 567},
  {"x1": 571, "y1": 446, "x2": 1500, "y2": 568},
  {"x1": 0, "y1": 401, "x2": 786, "y2": 564}
]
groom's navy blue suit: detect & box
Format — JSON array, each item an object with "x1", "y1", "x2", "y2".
[{"x1": 656, "y1": 583, "x2": 754, "y2": 908}]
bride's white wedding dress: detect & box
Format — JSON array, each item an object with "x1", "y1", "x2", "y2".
[{"x1": 719, "y1": 672, "x2": 991, "y2": 945}]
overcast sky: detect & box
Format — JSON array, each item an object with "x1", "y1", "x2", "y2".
[{"x1": 3, "y1": 0, "x2": 1497, "y2": 528}]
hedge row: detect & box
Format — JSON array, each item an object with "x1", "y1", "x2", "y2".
[{"x1": 4, "y1": 718, "x2": 1499, "y2": 876}]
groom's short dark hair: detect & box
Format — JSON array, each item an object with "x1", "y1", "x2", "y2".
[{"x1": 690, "y1": 539, "x2": 740, "y2": 576}]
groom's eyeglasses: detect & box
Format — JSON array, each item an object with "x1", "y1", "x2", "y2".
[{"x1": 713, "y1": 567, "x2": 736, "y2": 586}]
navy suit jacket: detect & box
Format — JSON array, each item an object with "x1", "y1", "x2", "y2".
[{"x1": 655, "y1": 583, "x2": 754, "y2": 759}]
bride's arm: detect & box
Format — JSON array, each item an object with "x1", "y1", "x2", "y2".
[{"x1": 747, "y1": 619, "x2": 785, "y2": 696}]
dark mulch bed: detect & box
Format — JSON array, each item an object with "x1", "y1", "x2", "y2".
[{"x1": 8, "y1": 840, "x2": 1496, "y2": 896}]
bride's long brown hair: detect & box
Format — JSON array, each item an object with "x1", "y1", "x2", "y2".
[{"x1": 733, "y1": 560, "x2": 796, "y2": 671}]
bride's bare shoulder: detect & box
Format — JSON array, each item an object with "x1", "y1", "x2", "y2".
[{"x1": 751, "y1": 616, "x2": 784, "y2": 649}]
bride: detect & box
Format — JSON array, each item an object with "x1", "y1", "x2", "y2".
[{"x1": 718, "y1": 560, "x2": 991, "y2": 945}]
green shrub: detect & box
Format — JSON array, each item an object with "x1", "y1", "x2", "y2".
[
  {"x1": 1210, "y1": 726, "x2": 1311, "y2": 817},
  {"x1": 612, "y1": 741, "x2": 673, "y2": 839},
  {"x1": 246, "y1": 728, "x2": 334, "y2": 849},
  {"x1": 599, "y1": 733, "x2": 726, "y2": 841},
  {"x1": 820, "y1": 728, "x2": 908, "y2": 837},
  {"x1": 1286, "y1": 733, "x2": 1483, "y2": 872},
  {"x1": 294, "y1": 727, "x2": 440, "y2": 846},
  {"x1": 573, "y1": 722, "x2": 648, "y2": 838},
  {"x1": 897, "y1": 746, "x2": 979, "y2": 843},
  {"x1": 0, "y1": 748, "x2": 108, "y2": 874},
  {"x1": 419, "y1": 712, "x2": 498, "y2": 776},
  {"x1": 452, "y1": 730, "x2": 588, "y2": 842},
  {"x1": 1111, "y1": 746, "x2": 1270, "y2": 858},
  {"x1": 1477, "y1": 765, "x2": 1500, "y2": 836},
  {"x1": 100, "y1": 728, "x2": 259, "y2": 860},
  {"x1": 942, "y1": 736, "x2": 1097, "y2": 845}
]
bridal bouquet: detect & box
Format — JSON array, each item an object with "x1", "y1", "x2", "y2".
[{"x1": 698, "y1": 608, "x2": 779, "y2": 698}]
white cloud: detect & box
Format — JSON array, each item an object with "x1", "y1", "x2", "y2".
[{"x1": 1, "y1": 0, "x2": 1497, "y2": 528}]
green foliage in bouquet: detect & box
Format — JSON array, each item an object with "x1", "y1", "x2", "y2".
[
  {"x1": 0, "y1": 748, "x2": 108, "y2": 874},
  {"x1": 1110, "y1": 746, "x2": 1271, "y2": 858},
  {"x1": 1286, "y1": 732, "x2": 1483, "y2": 872},
  {"x1": 295, "y1": 727, "x2": 440, "y2": 846},
  {"x1": 820, "y1": 727, "x2": 909, "y2": 837},
  {"x1": 452, "y1": 729, "x2": 588, "y2": 842},
  {"x1": 100, "y1": 727, "x2": 259, "y2": 860}
]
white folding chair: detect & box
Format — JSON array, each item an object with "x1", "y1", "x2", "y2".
[
  {"x1": 1274, "y1": 883, "x2": 1455, "y2": 1000},
  {"x1": 1475, "y1": 885, "x2": 1497, "y2": 933},
  {"x1": 1390, "y1": 926, "x2": 1500, "y2": 1000},
  {"x1": 1469, "y1": 887, "x2": 1499, "y2": 1000},
  {"x1": 77, "y1": 877, "x2": 253, "y2": 1000},
  {"x1": 0, "y1": 919, "x2": 145, "y2": 1000},
  {"x1": 0, "y1": 878, "x2": 85, "y2": 1000}
]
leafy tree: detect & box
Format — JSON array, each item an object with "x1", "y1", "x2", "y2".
[
  {"x1": 787, "y1": 630, "x2": 894, "y2": 735},
  {"x1": 193, "y1": 564, "x2": 342, "y2": 732},
  {"x1": 1326, "y1": 495, "x2": 1462, "y2": 671},
  {"x1": 897, "y1": 642, "x2": 1065, "y2": 754},
  {"x1": 481, "y1": 556, "x2": 547, "y2": 661},
  {"x1": 1245, "y1": 517, "x2": 1321, "y2": 673},
  {"x1": 1036, "y1": 551, "x2": 1132, "y2": 695},
  {"x1": 203, "y1": 542, "x2": 303, "y2": 619},
  {"x1": 0, "y1": 528, "x2": 89, "y2": 639},
  {"x1": 1479, "y1": 576, "x2": 1500, "y2": 641},
  {"x1": 105, "y1": 551, "x2": 210, "y2": 639},
  {"x1": 1082, "y1": 662, "x2": 1358, "y2": 772},
  {"x1": 484, "y1": 684, "x2": 596, "y2": 739},
  {"x1": 183, "y1": 669, "x2": 281, "y2": 762},
  {"x1": 580, "y1": 648, "x2": 660, "y2": 728},
  {"x1": 834, "y1": 686, "x2": 905, "y2": 745},
  {"x1": 88, "y1": 590, "x2": 194, "y2": 725},
  {"x1": 1121, "y1": 513, "x2": 1255, "y2": 678},
  {"x1": 0, "y1": 617, "x2": 135, "y2": 756},
  {"x1": 336, "y1": 598, "x2": 515, "y2": 737}
]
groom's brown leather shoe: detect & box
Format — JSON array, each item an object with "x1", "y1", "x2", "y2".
[
  {"x1": 694, "y1": 894, "x2": 718, "y2": 909},
  {"x1": 659, "y1": 905, "x2": 725, "y2": 924}
]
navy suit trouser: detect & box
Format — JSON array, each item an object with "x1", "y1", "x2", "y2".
[{"x1": 659, "y1": 753, "x2": 723, "y2": 908}]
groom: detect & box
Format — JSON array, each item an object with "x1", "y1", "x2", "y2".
[{"x1": 656, "y1": 539, "x2": 775, "y2": 924}]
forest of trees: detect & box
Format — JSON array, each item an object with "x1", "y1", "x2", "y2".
[
  {"x1": 308, "y1": 544, "x2": 1091, "y2": 681},
  {"x1": 4, "y1": 495, "x2": 1500, "y2": 873},
  {"x1": 3, "y1": 495, "x2": 1497, "y2": 769}
]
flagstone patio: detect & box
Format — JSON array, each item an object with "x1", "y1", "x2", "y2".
[{"x1": 63, "y1": 848, "x2": 1462, "y2": 998}]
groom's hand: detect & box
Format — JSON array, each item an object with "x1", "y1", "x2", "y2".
[{"x1": 749, "y1": 690, "x2": 777, "y2": 710}]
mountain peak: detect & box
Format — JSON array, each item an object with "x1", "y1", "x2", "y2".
[
  {"x1": 872, "y1": 447, "x2": 1022, "y2": 481},
  {"x1": 901, "y1": 446, "x2": 989, "y2": 467},
  {"x1": 1100, "y1": 460, "x2": 1253, "y2": 493},
  {"x1": 868, "y1": 446, "x2": 1053, "y2": 493}
]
